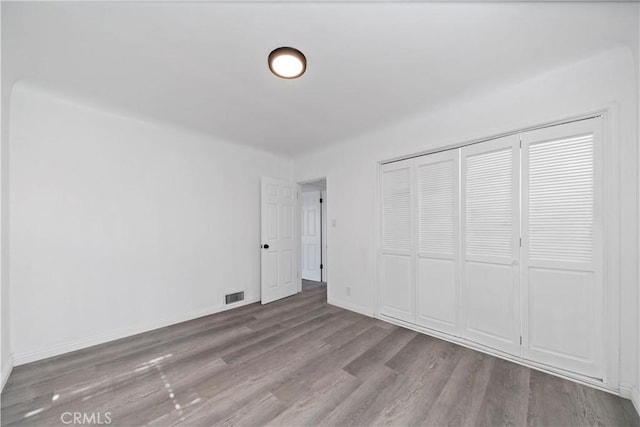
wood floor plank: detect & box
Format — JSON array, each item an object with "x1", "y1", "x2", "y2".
[
  {"x1": 527, "y1": 369, "x2": 584, "y2": 427},
  {"x1": 422, "y1": 349, "x2": 494, "y2": 427},
  {"x1": 476, "y1": 357, "x2": 530, "y2": 427},
  {"x1": 270, "y1": 325, "x2": 392, "y2": 405},
  {"x1": 2, "y1": 282, "x2": 638, "y2": 427},
  {"x1": 343, "y1": 327, "x2": 417, "y2": 379},
  {"x1": 243, "y1": 303, "x2": 333, "y2": 332},
  {"x1": 173, "y1": 341, "x2": 329, "y2": 426},
  {"x1": 218, "y1": 392, "x2": 287, "y2": 427},
  {"x1": 221, "y1": 312, "x2": 334, "y2": 365},
  {"x1": 575, "y1": 382, "x2": 640, "y2": 427},
  {"x1": 267, "y1": 370, "x2": 362, "y2": 427},
  {"x1": 164, "y1": 311, "x2": 363, "y2": 425},
  {"x1": 317, "y1": 364, "x2": 404, "y2": 427},
  {"x1": 249, "y1": 293, "x2": 327, "y2": 321},
  {"x1": 372, "y1": 338, "x2": 465, "y2": 426},
  {"x1": 322, "y1": 317, "x2": 380, "y2": 348},
  {"x1": 384, "y1": 332, "x2": 439, "y2": 373}
]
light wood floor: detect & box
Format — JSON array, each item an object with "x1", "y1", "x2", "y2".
[{"x1": 2, "y1": 281, "x2": 638, "y2": 426}]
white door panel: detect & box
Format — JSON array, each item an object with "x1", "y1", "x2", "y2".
[
  {"x1": 301, "y1": 191, "x2": 321, "y2": 281},
  {"x1": 261, "y1": 177, "x2": 297, "y2": 304},
  {"x1": 465, "y1": 261, "x2": 517, "y2": 343},
  {"x1": 461, "y1": 135, "x2": 520, "y2": 356},
  {"x1": 414, "y1": 150, "x2": 459, "y2": 335},
  {"x1": 379, "y1": 160, "x2": 415, "y2": 322},
  {"x1": 417, "y1": 257, "x2": 457, "y2": 329},
  {"x1": 527, "y1": 269, "x2": 593, "y2": 358},
  {"x1": 381, "y1": 254, "x2": 413, "y2": 320},
  {"x1": 521, "y1": 117, "x2": 603, "y2": 378}
]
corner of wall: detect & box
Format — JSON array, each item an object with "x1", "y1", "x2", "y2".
[
  {"x1": 637, "y1": 0, "x2": 640, "y2": 417},
  {"x1": 327, "y1": 297, "x2": 374, "y2": 318},
  {"x1": 1, "y1": 355, "x2": 13, "y2": 391},
  {"x1": 631, "y1": 386, "x2": 640, "y2": 416},
  {"x1": 0, "y1": 1, "x2": 13, "y2": 393}
]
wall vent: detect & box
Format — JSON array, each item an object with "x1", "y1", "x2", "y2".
[{"x1": 225, "y1": 291, "x2": 244, "y2": 305}]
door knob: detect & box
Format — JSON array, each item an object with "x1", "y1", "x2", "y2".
[
  {"x1": 262, "y1": 244, "x2": 270, "y2": 249},
  {"x1": 512, "y1": 259, "x2": 519, "y2": 266}
]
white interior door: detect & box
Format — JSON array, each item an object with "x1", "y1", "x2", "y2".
[
  {"x1": 261, "y1": 177, "x2": 297, "y2": 304},
  {"x1": 301, "y1": 191, "x2": 321, "y2": 282},
  {"x1": 414, "y1": 150, "x2": 460, "y2": 335},
  {"x1": 521, "y1": 118, "x2": 603, "y2": 378},
  {"x1": 461, "y1": 135, "x2": 521, "y2": 356},
  {"x1": 379, "y1": 159, "x2": 415, "y2": 322}
]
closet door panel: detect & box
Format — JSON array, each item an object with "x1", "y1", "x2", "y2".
[
  {"x1": 521, "y1": 117, "x2": 603, "y2": 379},
  {"x1": 417, "y1": 258, "x2": 456, "y2": 328},
  {"x1": 382, "y1": 255, "x2": 413, "y2": 318},
  {"x1": 465, "y1": 261, "x2": 517, "y2": 342},
  {"x1": 379, "y1": 160, "x2": 415, "y2": 322},
  {"x1": 461, "y1": 135, "x2": 520, "y2": 356},
  {"x1": 527, "y1": 269, "x2": 593, "y2": 360},
  {"x1": 414, "y1": 150, "x2": 459, "y2": 334}
]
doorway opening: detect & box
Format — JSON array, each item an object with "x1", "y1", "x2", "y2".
[{"x1": 299, "y1": 178, "x2": 327, "y2": 293}]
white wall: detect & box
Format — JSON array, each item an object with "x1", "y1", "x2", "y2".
[
  {"x1": 294, "y1": 47, "x2": 639, "y2": 392},
  {"x1": 636, "y1": 4, "x2": 640, "y2": 413},
  {"x1": 0, "y1": 3, "x2": 12, "y2": 390},
  {"x1": 9, "y1": 82, "x2": 292, "y2": 364}
]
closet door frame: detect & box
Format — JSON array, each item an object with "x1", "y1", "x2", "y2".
[
  {"x1": 599, "y1": 106, "x2": 620, "y2": 389},
  {"x1": 375, "y1": 107, "x2": 620, "y2": 391}
]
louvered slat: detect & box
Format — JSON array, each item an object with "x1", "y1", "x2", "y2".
[
  {"x1": 465, "y1": 148, "x2": 513, "y2": 258},
  {"x1": 528, "y1": 135, "x2": 593, "y2": 263},
  {"x1": 382, "y1": 166, "x2": 411, "y2": 251},
  {"x1": 417, "y1": 160, "x2": 455, "y2": 254}
]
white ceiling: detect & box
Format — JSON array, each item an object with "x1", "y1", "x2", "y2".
[{"x1": 2, "y1": 2, "x2": 637, "y2": 155}]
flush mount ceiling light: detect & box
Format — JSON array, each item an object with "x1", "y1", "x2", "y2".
[{"x1": 268, "y1": 47, "x2": 306, "y2": 79}]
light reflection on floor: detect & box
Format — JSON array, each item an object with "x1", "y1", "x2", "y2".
[{"x1": 20, "y1": 352, "x2": 208, "y2": 424}]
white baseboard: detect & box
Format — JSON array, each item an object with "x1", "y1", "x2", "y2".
[
  {"x1": 328, "y1": 297, "x2": 374, "y2": 317},
  {"x1": 13, "y1": 296, "x2": 260, "y2": 366},
  {"x1": 619, "y1": 384, "x2": 633, "y2": 398},
  {"x1": 1, "y1": 356, "x2": 13, "y2": 391}
]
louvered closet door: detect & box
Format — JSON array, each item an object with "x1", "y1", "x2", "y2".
[
  {"x1": 521, "y1": 118, "x2": 603, "y2": 378},
  {"x1": 461, "y1": 135, "x2": 520, "y2": 356},
  {"x1": 415, "y1": 150, "x2": 460, "y2": 335},
  {"x1": 379, "y1": 160, "x2": 415, "y2": 322}
]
